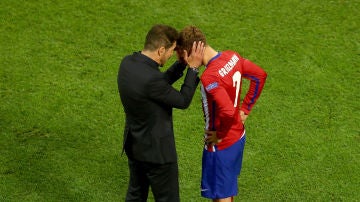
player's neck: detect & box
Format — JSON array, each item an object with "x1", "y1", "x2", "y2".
[{"x1": 203, "y1": 45, "x2": 219, "y2": 66}]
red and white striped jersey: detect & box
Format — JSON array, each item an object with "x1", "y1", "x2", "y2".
[{"x1": 200, "y1": 50, "x2": 267, "y2": 151}]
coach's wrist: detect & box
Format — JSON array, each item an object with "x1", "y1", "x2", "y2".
[{"x1": 189, "y1": 66, "x2": 199, "y2": 73}]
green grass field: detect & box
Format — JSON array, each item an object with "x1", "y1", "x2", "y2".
[{"x1": 1, "y1": 0, "x2": 359, "y2": 201}]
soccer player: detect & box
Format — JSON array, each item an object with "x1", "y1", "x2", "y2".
[{"x1": 177, "y1": 26, "x2": 267, "y2": 202}]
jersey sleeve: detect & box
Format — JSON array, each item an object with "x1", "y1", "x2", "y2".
[{"x1": 241, "y1": 59, "x2": 267, "y2": 114}]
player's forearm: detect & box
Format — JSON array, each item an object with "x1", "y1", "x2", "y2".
[{"x1": 241, "y1": 73, "x2": 267, "y2": 114}]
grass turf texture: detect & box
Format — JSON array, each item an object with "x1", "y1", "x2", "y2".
[{"x1": 1, "y1": 0, "x2": 359, "y2": 201}]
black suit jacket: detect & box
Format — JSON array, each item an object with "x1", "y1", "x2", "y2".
[{"x1": 117, "y1": 52, "x2": 199, "y2": 164}]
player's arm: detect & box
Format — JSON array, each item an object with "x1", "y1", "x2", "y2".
[{"x1": 241, "y1": 59, "x2": 267, "y2": 115}]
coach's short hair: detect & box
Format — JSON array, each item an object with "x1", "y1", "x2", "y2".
[{"x1": 144, "y1": 24, "x2": 179, "y2": 51}]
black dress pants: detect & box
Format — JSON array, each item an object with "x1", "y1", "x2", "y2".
[{"x1": 125, "y1": 158, "x2": 179, "y2": 202}]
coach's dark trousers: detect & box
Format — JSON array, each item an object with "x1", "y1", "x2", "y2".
[{"x1": 126, "y1": 158, "x2": 179, "y2": 202}]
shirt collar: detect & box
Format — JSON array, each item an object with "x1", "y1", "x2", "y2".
[
  {"x1": 133, "y1": 51, "x2": 159, "y2": 69},
  {"x1": 206, "y1": 52, "x2": 221, "y2": 68}
]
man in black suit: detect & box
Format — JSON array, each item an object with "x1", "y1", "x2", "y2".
[{"x1": 117, "y1": 24, "x2": 204, "y2": 202}]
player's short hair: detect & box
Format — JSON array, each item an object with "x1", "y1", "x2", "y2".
[
  {"x1": 144, "y1": 24, "x2": 179, "y2": 51},
  {"x1": 177, "y1": 26, "x2": 207, "y2": 56}
]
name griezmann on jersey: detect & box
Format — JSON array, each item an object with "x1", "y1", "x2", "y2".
[{"x1": 218, "y1": 54, "x2": 239, "y2": 77}]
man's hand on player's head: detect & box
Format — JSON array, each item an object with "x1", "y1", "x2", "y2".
[{"x1": 183, "y1": 41, "x2": 204, "y2": 69}]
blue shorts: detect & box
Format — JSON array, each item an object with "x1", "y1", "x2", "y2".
[{"x1": 201, "y1": 135, "x2": 246, "y2": 199}]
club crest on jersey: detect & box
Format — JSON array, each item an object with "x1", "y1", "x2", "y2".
[
  {"x1": 205, "y1": 82, "x2": 218, "y2": 91},
  {"x1": 218, "y1": 54, "x2": 239, "y2": 77}
]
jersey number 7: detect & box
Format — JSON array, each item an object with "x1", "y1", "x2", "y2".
[{"x1": 232, "y1": 71, "x2": 241, "y2": 107}]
